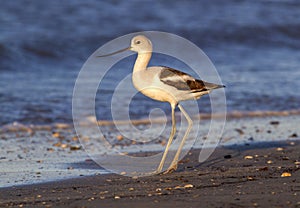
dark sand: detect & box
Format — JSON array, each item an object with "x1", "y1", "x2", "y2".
[{"x1": 1, "y1": 141, "x2": 300, "y2": 208}]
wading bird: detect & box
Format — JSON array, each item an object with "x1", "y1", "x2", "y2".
[{"x1": 98, "y1": 35, "x2": 224, "y2": 174}]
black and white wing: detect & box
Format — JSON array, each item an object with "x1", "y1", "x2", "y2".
[{"x1": 159, "y1": 67, "x2": 224, "y2": 93}]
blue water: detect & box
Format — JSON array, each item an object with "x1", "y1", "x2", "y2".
[{"x1": 1, "y1": 0, "x2": 300, "y2": 126}]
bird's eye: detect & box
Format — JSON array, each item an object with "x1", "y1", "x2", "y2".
[{"x1": 136, "y1": 40, "x2": 141, "y2": 44}]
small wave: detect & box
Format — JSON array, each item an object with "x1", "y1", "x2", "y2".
[
  {"x1": 184, "y1": 23, "x2": 300, "y2": 49},
  {"x1": 22, "y1": 44, "x2": 60, "y2": 58}
]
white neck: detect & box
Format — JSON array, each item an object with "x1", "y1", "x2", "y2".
[{"x1": 133, "y1": 52, "x2": 152, "y2": 73}]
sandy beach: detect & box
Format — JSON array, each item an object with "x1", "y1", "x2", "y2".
[{"x1": 1, "y1": 140, "x2": 299, "y2": 207}]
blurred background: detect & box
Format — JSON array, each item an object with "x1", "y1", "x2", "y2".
[{"x1": 1, "y1": 0, "x2": 300, "y2": 126}]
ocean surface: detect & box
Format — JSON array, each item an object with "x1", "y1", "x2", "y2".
[{"x1": 1, "y1": 0, "x2": 300, "y2": 126}]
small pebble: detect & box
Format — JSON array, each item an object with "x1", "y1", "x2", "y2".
[
  {"x1": 47, "y1": 148, "x2": 54, "y2": 152},
  {"x1": 235, "y1": 128, "x2": 244, "y2": 135},
  {"x1": 276, "y1": 147, "x2": 284, "y2": 151},
  {"x1": 52, "y1": 132, "x2": 60, "y2": 138},
  {"x1": 224, "y1": 154, "x2": 232, "y2": 159},
  {"x1": 116, "y1": 135, "x2": 123, "y2": 141},
  {"x1": 184, "y1": 184, "x2": 194, "y2": 188},
  {"x1": 267, "y1": 160, "x2": 273, "y2": 164},
  {"x1": 60, "y1": 144, "x2": 68, "y2": 148},
  {"x1": 72, "y1": 137, "x2": 78, "y2": 141},
  {"x1": 70, "y1": 145, "x2": 81, "y2": 151},
  {"x1": 160, "y1": 140, "x2": 166, "y2": 146},
  {"x1": 270, "y1": 121, "x2": 280, "y2": 125},
  {"x1": 281, "y1": 172, "x2": 292, "y2": 177},
  {"x1": 244, "y1": 155, "x2": 253, "y2": 159},
  {"x1": 114, "y1": 196, "x2": 120, "y2": 199},
  {"x1": 248, "y1": 137, "x2": 254, "y2": 141}
]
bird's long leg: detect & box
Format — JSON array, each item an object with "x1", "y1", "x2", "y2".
[
  {"x1": 156, "y1": 103, "x2": 177, "y2": 173},
  {"x1": 164, "y1": 104, "x2": 193, "y2": 174}
]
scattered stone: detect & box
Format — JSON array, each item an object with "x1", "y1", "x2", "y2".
[
  {"x1": 282, "y1": 156, "x2": 289, "y2": 160},
  {"x1": 128, "y1": 187, "x2": 134, "y2": 191},
  {"x1": 267, "y1": 160, "x2": 273, "y2": 164},
  {"x1": 52, "y1": 132, "x2": 60, "y2": 138},
  {"x1": 276, "y1": 147, "x2": 284, "y2": 151},
  {"x1": 160, "y1": 140, "x2": 166, "y2": 146},
  {"x1": 116, "y1": 135, "x2": 123, "y2": 141},
  {"x1": 270, "y1": 121, "x2": 280, "y2": 125},
  {"x1": 248, "y1": 137, "x2": 254, "y2": 141},
  {"x1": 72, "y1": 137, "x2": 78, "y2": 141},
  {"x1": 70, "y1": 145, "x2": 82, "y2": 151},
  {"x1": 244, "y1": 155, "x2": 254, "y2": 160},
  {"x1": 53, "y1": 142, "x2": 62, "y2": 147},
  {"x1": 60, "y1": 143, "x2": 68, "y2": 149},
  {"x1": 184, "y1": 184, "x2": 194, "y2": 188},
  {"x1": 114, "y1": 195, "x2": 120, "y2": 199},
  {"x1": 281, "y1": 172, "x2": 292, "y2": 177},
  {"x1": 224, "y1": 154, "x2": 232, "y2": 159},
  {"x1": 259, "y1": 167, "x2": 268, "y2": 171},
  {"x1": 88, "y1": 197, "x2": 95, "y2": 201},
  {"x1": 47, "y1": 148, "x2": 54, "y2": 152},
  {"x1": 235, "y1": 128, "x2": 244, "y2": 135}
]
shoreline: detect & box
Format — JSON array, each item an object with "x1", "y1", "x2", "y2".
[
  {"x1": 1, "y1": 114, "x2": 299, "y2": 188},
  {"x1": 1, "y1": 140, "x2": 299, "y2": 207},
  {"x1": 1, "y1": 109, "x2": 300, "y2": 133}
]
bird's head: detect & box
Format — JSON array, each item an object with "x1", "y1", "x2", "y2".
[
  {"x1": 97, "y1": 35, "x2": 152, "y2": 57},
  {"x1": 130, "y1": 35, "x2": 152, "y2": 53}
]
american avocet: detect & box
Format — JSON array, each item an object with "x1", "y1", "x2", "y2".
[{"x1": 98, "y1": 35, "x2": 224, "y2": 174}]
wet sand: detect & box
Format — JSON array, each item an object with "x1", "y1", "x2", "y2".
[{"x1": 1, "y1": 140, "x2": 299, "y2": 208}]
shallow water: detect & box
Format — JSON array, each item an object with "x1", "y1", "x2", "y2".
[{"x1": 1, "y1": 0, "x2": 300, "y2": 126}]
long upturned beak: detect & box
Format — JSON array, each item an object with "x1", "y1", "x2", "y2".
[{"x1": 97, "y1": 47, "x2": 131, "y2": 57}]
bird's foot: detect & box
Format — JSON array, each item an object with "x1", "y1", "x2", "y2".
[{"x1": 163, "y1": 163, "x2": 178, "y2": 174}]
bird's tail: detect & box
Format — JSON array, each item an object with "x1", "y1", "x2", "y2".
[{"x1": 203, "y1": 81, "x2": 225, "y2": 90}]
